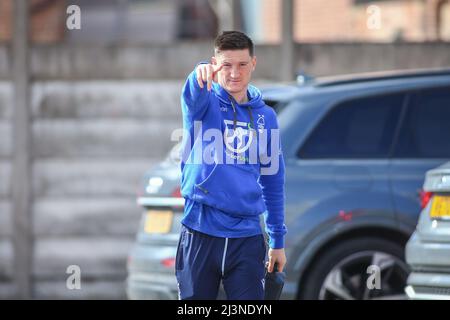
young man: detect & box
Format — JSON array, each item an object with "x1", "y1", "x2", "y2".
[{"x1": 176, "y1": 31, "x2": 287, "y2": 300}]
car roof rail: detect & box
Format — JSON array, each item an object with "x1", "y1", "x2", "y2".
[{"x1": 313, "y1": 67, "x2": 450, "y2": 87}]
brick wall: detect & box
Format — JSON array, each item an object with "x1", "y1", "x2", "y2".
[
  {"x1": 1, "y1": 0, "x2": 448, "y2": 44},
  {"x1": 295, "y1": 0, "x2": 353, "y2": 42},
  {"x1": 0, "y1": 0, "x2": 65, "y2": 43},
  {"x1": 261, "y1": 0, "x2": 282, "y2": 44},
  {"x1": 346, "y1": 0, "x2": 425, "y2": 42},
  {"x1": 261, "y1": 0, "x2": 449, "y2": 43},
  {"x1": 30, "y1": 0, "x2": 66, "y2": 43},
  {"x1": 0, "y1": 0, "x2": 13, "y2": 42}
]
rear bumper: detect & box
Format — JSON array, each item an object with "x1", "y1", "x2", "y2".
[
  {"x1": 405, "y1": 272, "x2": 450, "y2": 300},
  {"x1": 405, "y1": 233, "x2": 450, "y2": 300},
  {"x1": 406, "y1": 232, "x2": 450, "y2": 269},
  {"x1": 127, "y1": 242, "x2": 178, "y2": 300},
  {"x1": 126, "y1": 272, "x2": 178, "y2": 300}
]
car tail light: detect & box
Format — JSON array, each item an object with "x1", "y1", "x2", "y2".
[
  {"x1": 161, "y1": 257, "x2": 175, "y2": 268},
  {"x1": 171, "y1": 186, "x2": 182, "y2": 198},
  {"x1": 419, "y1": 190, "x2": 433, "y2": 209}
]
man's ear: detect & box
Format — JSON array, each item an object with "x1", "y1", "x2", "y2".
[
  {"x1": 211, "y1": 56, "x2": 217, "y2": 65},
  {"x1": 251, "y1": 56, "x2": 257, "y2": 71}
]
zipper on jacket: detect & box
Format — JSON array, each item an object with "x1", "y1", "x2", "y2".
[{"x1": 196, "y1": 185, "x2": 209, "y2": 194}]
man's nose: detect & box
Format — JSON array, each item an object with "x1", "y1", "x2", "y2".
[{"x1": 230, "y1": 67, "x2": 240, "y2": 78}]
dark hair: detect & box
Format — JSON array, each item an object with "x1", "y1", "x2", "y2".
[{"x1": 214, "y1": 31, "x2": 254, "y2": 56}]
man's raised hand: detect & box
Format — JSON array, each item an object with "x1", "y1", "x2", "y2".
[{"x1": 196, "y1": 63, "x2": 223, "y2": 91}]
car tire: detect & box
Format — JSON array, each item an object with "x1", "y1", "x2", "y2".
[{"x1": 298, "y1": 237, "x2": 410, "y2": 300}]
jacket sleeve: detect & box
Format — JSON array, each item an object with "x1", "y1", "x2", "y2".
[
  {"x1": 259, "y1": 112, "x2": 287, "y2": 249},
  {"x1": 181, "y1": 63, "x2": 211, "y2": 120}
]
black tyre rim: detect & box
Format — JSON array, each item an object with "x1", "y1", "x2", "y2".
[{"x1": 318, "y1": 251, "x2": 410, "y2": 300}]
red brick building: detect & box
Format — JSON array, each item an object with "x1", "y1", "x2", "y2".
[
  {"x1": 1, "y1": 0, "x2": 449, "y2": 43},
  {"x1": 261, "y1": 0, "x2": 450, "y2": 43},
  {"x1": 0, "y1": 0, "x2": 65, "y2": 43}
]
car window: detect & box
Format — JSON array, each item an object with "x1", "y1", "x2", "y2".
[
  {"x1": 298, "y1": 93, "x2": 405, "y2": 159},
  {"x1": 393, "y1": 86, "x2": 450, "y2": 158}
]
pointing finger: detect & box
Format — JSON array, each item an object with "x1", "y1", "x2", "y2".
[
  {"x1": 206, "y1": 65, "x2": 213, "y2": 91},
  {"x1": 196, "y1": 67, "x2": 204, "y2": 88},
  {"x1": 212, "y1": 64, "x2": 223, "y2": 82},
  {"x1": 214, "y1": 63, "x2": 224, "y2": 73},
  {"x1": 201, "y1": 66, "x2": 208, "y2": 85}
]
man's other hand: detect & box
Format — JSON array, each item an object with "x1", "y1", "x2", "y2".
[{"x1": 267, "y1": 248, "x2": 286, "y2": 273}]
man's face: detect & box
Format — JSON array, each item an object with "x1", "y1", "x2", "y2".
[{"x1": 212, "y1": 49, "x2": 257, "y2": 96}]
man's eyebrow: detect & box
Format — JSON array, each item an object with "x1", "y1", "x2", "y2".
[{"x1": 222, "y1": 61, "x2": 249, "y2": 64}]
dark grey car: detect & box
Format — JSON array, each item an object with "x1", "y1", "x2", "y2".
[{"x1": 127, "y1": 68, "x2": 450, "y2": 300}]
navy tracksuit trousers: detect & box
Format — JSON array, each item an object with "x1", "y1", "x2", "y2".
[{"x1": 175, "y1": 225, "x2": 267, "y2": 300}]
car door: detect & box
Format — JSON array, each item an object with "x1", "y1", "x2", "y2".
[
  {"x1": 285, "y1": 92, "x2": 410, "y2": 300},
  {"x1": 291, "y1": 92, "x2": 406, "y2": 237},
  {"x1": 389, "y1": 86, "x2": 450, "y2": 232}
]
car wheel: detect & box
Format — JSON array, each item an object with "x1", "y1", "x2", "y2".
[{"x1": 298, "y1": 237, "x2": 410, "y2": 300}]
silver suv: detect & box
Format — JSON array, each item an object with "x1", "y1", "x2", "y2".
[
  {"x1": 405, "y1": 161, "x2": 450, "y2": 300},
  {"x1": 127, "y1": 68, "x2": 450, "y2": 300}
]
